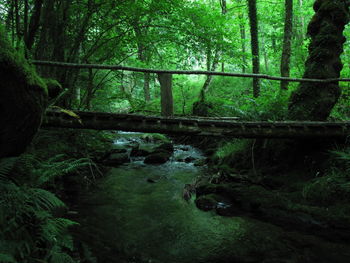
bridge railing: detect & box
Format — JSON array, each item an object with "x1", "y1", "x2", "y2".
[
  {"x1": 32, "y1": 60, "x2": 350, "y2": 84},
  {"x1": 32, "y1": 60, "x2": 350, "y2": 118}
]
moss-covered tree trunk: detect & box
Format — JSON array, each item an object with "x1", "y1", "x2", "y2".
[
  {"x1": 288, "y1": 0, "x2": 350, "y2": 120},
  {"x1": 0, "y1": 29, "x2": 47, "y2": 158}
]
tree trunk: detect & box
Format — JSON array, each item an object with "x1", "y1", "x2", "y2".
[
  {"x1": 24, "y1": 0, "x2": 29, "y2": 43},
  {"x1": 298, "y1": 0, "x2": 305, "y2": 41},
  {"x1": 239, "y1": 14, "x2": 247, "y2": 73},
  {"x1": 288, "y1": 0, "x2": 350, "y2": 121},
  {"x1": 143, "y1": 72, "x2": 151, "y2": 102},
  {"x1": 199, "y1": 48, "x2": 220, "y2": 102},
  {"x1": 197, "y1": 1, "x2": 227, "y2": 102},
  {"x1": 5, "y1": 0, "x2": 13, "y2": 32},
  {"x1": 14, "y1": 0, "x2": 20, "y2": 44},
  {"x1": 261, "y1": 33, "x2": 269, "y2": 72},
  {"x1": 280, "y1": 0, "x2": 294, "y2": 90},
  {"x1": 7, "y1": 0, "x2": 15, "y2": 45},
  {"x1": 133, "y1": 21, "x2": 152, "y2": 103},
  {"x1": 247, "y1": 0, "x2": 260, "y2": 98},
  {"x1": 158, "y1": 73, "x2": 173, "y2": 117},
  {"x1": 220, "y1": 0, "x2": 227, "y2": 72}
]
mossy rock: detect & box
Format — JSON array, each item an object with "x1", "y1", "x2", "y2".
[
  {"x1": 0, "y1": 28, "x2": 47, "y2": 157},
  {"x1": 195, "y1": 194, "x2": 220, "y2": 211},
  {"x1": 154, "y1": 143, "x2": 174, "y2": 153},
  {"x1": 144, "y1": 151, "x2": 171, "y2": 164}
]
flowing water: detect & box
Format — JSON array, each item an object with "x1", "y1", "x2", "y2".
[{"x1": 75, "y1": 134, "x2": 350, "y2": 263}]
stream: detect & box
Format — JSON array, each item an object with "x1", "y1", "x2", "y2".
[{"x1": 74, "y1": 133, "x2": 350, "y2": 263}]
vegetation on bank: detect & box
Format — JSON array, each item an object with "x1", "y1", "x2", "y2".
[{"x1": 0, "y1": 128, "x2": 114, "y2": 263}]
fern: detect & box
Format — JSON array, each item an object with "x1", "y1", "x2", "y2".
[
  {"x1": 0, "y1": 253, "x2": 17, "y2": 263},
  {"x1": 0, "y1": 157, "x2": 78, "y2": 263},
  {"x1": 33, "y1": 155, "x2": 97, "y2": 187},
  {"x1": 50, "y1": 252, "x2": 76, "y2": 263},
  {"x1": 0, "y1": 158, "x2": 17, "y2": 182},
  {"x1": 29, "y1": 188, "x2": 66, "y2": 211},
  {"x1": 42, "y1": 218, "x2": 77, "y2": 248}
]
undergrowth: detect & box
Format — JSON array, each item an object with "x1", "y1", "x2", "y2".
[
  {"x1": 0, "y1": 129, "x2": 109, "y2": 263},
  {"x1": 0, "y1": 157, "x2": 77, "y2": 263},
  {"x1": 302, "y1": 148, "x2": 350, "y2": 206}
]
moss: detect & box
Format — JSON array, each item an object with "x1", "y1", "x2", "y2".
[
  {"x1": 0, "y1": 29, "x2": 47, "y2": 95},
  {"x1": 44, "y1": 78, "x2": 62, "y2": 99},
  {"x1": 0, "y1": 26, "x2": 48, "y2": 157}
]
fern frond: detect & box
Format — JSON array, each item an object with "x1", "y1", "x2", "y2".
[
  {"x1": 49, "y1": 250, "x2": 75, "y2": 263},
  {"x1": 0, "y1": 158, "x2": 17, "y2": 181},
  {"x1": 0, "y1": 253, "x2": 17, "y2": 263},
  {"x1": 330, "y1": 150, "x2": 350, "y2": 161},
  {"x1": 41, "y1": 217, "x2": 77, "y2": 251},
  {"x1": 48, "y1": 154, "x2": 67, "y2": 162},
  {"x1": 32, "y1": 155, "x2": 94, "y2": 186},
  {"x1": 29, "y1": 188, "x2": 66, "y2": 210}
]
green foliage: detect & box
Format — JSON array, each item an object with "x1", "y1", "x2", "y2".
[
  {"x1": 201, "y1": 76, "x2": 292, "y2": 120},
  {"x1": 0, "y1": 158, "x2": 78, "y2": 263}
]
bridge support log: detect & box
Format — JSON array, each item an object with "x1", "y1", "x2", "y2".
[
  {"x1": 42, "y1": 110, "x2": 350, "y2": 138},
  {"x1": 158, "y1": 73, "x2": 173, "y2": 117}
]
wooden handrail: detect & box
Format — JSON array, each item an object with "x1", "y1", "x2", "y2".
[{"x1": 32, "y1": 60, "x2": 350, "y2": 83}]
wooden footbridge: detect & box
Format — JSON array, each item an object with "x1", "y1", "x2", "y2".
[
  {"x1": 35, "y1": 60, "x2": 350, "y2": 138},
  {"x1": 43, "y1": 109, "x2": 350, "y2": 138}
]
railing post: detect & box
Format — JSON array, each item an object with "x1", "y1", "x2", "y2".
[{"x1": 157, "y1": 73, "x2": 173, "y2": 117}]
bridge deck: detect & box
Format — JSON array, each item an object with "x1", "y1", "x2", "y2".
[{"x1": 42, "y1": 110, "x2": 350, "y2": 138}]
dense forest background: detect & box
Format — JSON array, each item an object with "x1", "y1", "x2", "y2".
[{"x1": 1, "y1": 0, "x2": 349, "y2": 119}]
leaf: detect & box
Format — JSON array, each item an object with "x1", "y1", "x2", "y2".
[{"x1": 50, "y1": 106, "x2": 82, "y2": 124}]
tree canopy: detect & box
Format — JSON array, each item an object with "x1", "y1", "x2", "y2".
[{"x1": 0, "y1": 0, "x2": 349, "y2": 120}]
